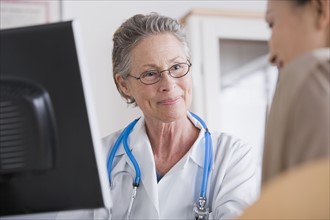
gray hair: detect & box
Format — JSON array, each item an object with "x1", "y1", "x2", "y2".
[{"x1": 112, "y1": 13, "x2": 190, "y2": 105}]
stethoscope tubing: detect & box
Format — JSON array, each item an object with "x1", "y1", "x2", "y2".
[
  {"x1": 190, "y1": 112, "x2": 213, "y2": 198},
  {"x1": 123, "y1": 122, "x2": 141, "y2": 186},
  {"x1": 107, "y1": 118, "x2": 140, "y2": 186}
]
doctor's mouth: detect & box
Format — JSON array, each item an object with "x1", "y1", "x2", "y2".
[{"x1": 158, "y1": 96, "x2": 182, "y2": 105}]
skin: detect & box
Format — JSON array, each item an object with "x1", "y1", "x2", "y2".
[
  {"x1": 116, "y1": 33, "x2": 199, "y2": 175},
  {"x1": 266, "y1": 0, "x2": 330, "y2": 69}
]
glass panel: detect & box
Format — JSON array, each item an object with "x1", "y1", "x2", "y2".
[
  {"x1": 219, "y1": 39, "x2": 269, "y2": 77},
  {"x1": 218, "y1": 39, "x2": 278, "y2": 185}
]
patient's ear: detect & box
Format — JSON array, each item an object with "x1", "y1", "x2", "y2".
[
  {"x1": 311, "y1": 0, "x2": 330, "y2": 30},
  {"x1": 115, "y1": 74, "x2": 131, "y2": 97}
]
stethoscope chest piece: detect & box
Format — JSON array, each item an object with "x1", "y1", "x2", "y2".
[{"x1": 193, "y1": 197, "x2": 209, "y2": 220}]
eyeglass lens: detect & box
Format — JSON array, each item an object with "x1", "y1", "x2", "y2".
[{"x1": 140, "y1": 63, "x2": 190, "y2": 85}]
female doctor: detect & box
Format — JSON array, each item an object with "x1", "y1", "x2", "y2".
[{"x1": 100, "y1": 13, "x2": 258, "y2": 220}]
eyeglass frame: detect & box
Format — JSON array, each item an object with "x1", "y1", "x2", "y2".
[{"x1": 127, "y1": 61, "x2": 192, "y2": 85}]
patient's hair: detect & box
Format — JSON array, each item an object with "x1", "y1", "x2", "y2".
[{"x1": 293, "y1": 0, "x2": 309, "y2": 6}]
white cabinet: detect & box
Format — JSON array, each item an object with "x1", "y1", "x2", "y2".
[{"x1": 181, "y1": 9, "x2": 278, "y2": 181}]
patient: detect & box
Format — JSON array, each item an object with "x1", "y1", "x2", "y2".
[{"x1": 262, "y1": 0, "x2": 330, "y2": 184}]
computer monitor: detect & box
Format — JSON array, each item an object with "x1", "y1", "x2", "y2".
[{"x1": 0, "y1": 21, "x2": 111, "y2": 216}]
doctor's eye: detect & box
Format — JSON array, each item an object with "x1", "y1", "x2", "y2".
[
  {"x1": 141, "y1": 71, "x2": 160, "y2": 79},
  {"x1": 170, "y1": 64, "x2": 184, "y2": 74},
  {"x1": 172, "y1": 63, "x2": 184, "y2": 70}
]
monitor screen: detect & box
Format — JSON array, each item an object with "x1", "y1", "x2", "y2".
[{"x1": 0, "y1": 21, "x2": 111, "y2": 216}]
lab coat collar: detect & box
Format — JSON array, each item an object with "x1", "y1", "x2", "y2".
[
  {"x1": 121, "y1": 113, "x2": 213, "y2": 170},
  {"x1": 112, "y1": 112, "x2": 207, "y2": 154},
  {"x1": 186, "y1": 112, "x2": 213, "y2": 169}
]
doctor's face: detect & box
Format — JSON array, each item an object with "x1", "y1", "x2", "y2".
[
  {"x1": 119, "y1": 33, "x2": 192, "y2": 123},
  {"x1": 266, "y1": 0, "x2": 326, "y2": 69}
]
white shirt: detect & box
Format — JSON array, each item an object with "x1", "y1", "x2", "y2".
[{"x1": 57, "y1": 113, "x2": 258, "y2": 220}]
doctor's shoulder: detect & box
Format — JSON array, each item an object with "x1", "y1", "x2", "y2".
[
  {"x1": 102, "y1": 129, "x2": 124, "y2": 155},
  {"x1": 212, "y1": 132, "x2": 257, "y2": 178},
  {"x1": 212, "y1": 132, "x2": 253, "y2": 156},
  {"x1": 209, "y1": 132, "x2": 259, "y2": 218}
]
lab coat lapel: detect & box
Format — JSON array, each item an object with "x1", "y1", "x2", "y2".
[
  {"x1": 187, "y1": 113, "x2": 206, "y2": 168},
  {"x1": 126, "y1": 118, "x2": 160, "y2": 216},
  {"x1": 110, "y1": 151, "x2": 131, "y2": 185},
  {"x1": 187, "y1": 112, "x2": 215, "y2": 171}
]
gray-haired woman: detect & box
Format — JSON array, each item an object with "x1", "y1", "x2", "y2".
[
  {"x1": 105, "y1": 13, "x2": 258, "y2": 220},
  {"x1": 58, "y1": 13, "x2": 258, "y2": 220}
]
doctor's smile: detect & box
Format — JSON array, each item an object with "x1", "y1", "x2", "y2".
[{"x1": 158, "y1": 97, "x2": 181, "y2": 105}]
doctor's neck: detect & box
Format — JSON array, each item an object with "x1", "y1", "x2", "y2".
[{"x1": 144, "y1": 115, "x2": 199, "y2": 175}]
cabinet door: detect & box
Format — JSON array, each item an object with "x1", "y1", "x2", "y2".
[
  {"x1": 184, "y1": 11, "x2": 278, "y2": 182},
  {"x1": 185, "y1": 14, "x2": 272, "y2": 125}
]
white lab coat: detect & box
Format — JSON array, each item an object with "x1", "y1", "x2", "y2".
[{"x1": 57, "y1": 113, "x2": 258, "y2": 220}]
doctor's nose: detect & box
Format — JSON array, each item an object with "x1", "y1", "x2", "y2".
[{"x1": 158, "y1": 71, "x2": 176, "y2": 91}]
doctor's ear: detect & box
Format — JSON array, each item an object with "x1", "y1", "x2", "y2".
[{"x1": 115, "y1": 74, "x2": 131, "y2": 97}]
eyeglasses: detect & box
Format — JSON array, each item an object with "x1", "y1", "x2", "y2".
[{"x1": 127, "y1": 61, "x2": 192, "y2": 85}]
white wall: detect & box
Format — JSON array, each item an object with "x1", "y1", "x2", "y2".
[{"x1": 62, "y1": 1, "x2": 267, "y2": 137}]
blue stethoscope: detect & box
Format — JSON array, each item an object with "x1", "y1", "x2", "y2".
[{"x1": 107, "y1": 112, "x2": 212, "y2": 220}]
